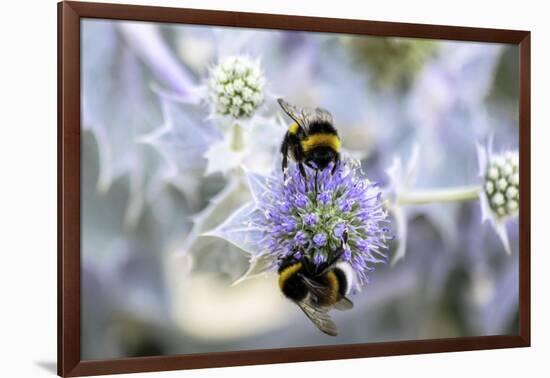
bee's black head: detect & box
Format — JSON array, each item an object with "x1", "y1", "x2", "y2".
[{"x1": 307, "y1": 147, "x2": 338, "y2": 171}]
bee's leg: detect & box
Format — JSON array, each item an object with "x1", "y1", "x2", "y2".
[
  {"x1": 280, "y1": 135, "x2": 290, "y2": 182},
  {"x1": 331, "y1": 153, "x2": 340, "y2": 175},
  {"x1": 314, "y1": 169, "x2": 319, "y2": 196},
  {"x1": 303, "y1": 256, "x2": 314, "y2": 276},
  {"x1": 298, "y1": 162, "x2": 308, "y2": 191},
  {"x1": 324, "y1": 250, "x2": 345, "y2": 271},
  {"x1": 325, "y1": 231, "x2": 348, "y2": 269},
  {"x1": 282, "y1": 155, "x2": 289, "y2": 182}
]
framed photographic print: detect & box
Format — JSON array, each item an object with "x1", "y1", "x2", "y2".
[{"x1": 58, "y1": 1, "x2": 530, "y2": 376}]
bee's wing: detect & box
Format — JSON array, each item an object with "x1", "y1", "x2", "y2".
[
  {"x1": 296, "y1": 300, "x2": 338, "y2": 336},
  {"x1": 277, "y1": 98, "x2": 306, "y2": 129},
  {"x1": 277, "y1": 99, "x2": 334, "y2": 131},
  {"x1": 313, "y1": 106, "x2": 334, "y2": 125},
  {"x1": 299, "y1": 273, "x2": 353, "y2": 311},
  {"x1": 333, "y1": 296, "x2": 354, "y2": 311},
  {"x1": 298, "y1": 274, "x2": 331, "y2": 304}
]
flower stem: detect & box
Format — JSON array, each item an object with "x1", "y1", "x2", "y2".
[
  {"x1": 230, "y1": 123, "x2": 245, "y2": 151},
  {"x1": 397, "y1": 185, "x2": 481, "y2": 206}
]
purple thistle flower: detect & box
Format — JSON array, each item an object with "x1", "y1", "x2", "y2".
[
  {"x1": 293, "y1": 194, "x2": 309, "y2": 208},
  {"x1": 251, "y1": 160, "x2": 392, "y2": 292},
  {"x1": 281, "y1": 218, "x2": 297, "y2": 233},
  {"x1": 313, "y1": 233, "x2": 327, "y2": 247},
  {"x1": 317, "y1": 191, "x2": 331, "y2": 204},
  {"x1": 339, "y1": 199, "x2": 354, "y2": 213},
  {"x1": 303, "y1": 213, "x2": 318, "y2": 226},
  {"x1": 294, "y1": 230, "x2": 308, "y2": 245}
]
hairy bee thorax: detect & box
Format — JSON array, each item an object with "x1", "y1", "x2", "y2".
[{"x1": 300, "y1": 132, "x2": 341, "y2": 153}]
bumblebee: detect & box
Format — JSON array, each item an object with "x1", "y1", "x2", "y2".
[
  {"x1": 278, "y1": 99, "x2": 341, "y2": 185},
  {"x1": 278, "y1": 248, "x2": 354, "y2": 336}
]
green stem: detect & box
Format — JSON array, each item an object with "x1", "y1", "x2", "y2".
[
  {"x1": 230, "y1": 123, "x2": 245, "y2": 151},
  {"x1": 397, "y1": 185, "x2": 481, "y2": 206}
]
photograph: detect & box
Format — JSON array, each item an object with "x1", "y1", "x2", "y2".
[{"x1": 80, "y1": 17, "x2": 520, "y2": 360}]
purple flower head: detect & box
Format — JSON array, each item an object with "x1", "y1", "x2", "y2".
[
  {"x1": 339, "y1": 199, "x2": 354, "y2": 213},
  {"x1": 282, "y1": 218, "x2": 296, "y2": 233},
  {"x1": 252, "y1": 159, "x2": 392, "y2": 292},
  {"x1": 303, "y1": 213, "x2": 318, "y2": 226},
  {"x1": 313, "y1": 233, "x2": 327, "y2": 247},
  {"x1": 294, "y1": 230, "x2": 308, "y2": 246},
  {"x1": 317, "y1": 191, "x2": 331, "y2": 205},
  {"x1": 293, "y1": 193, "x2": 309, "y2": 208}
]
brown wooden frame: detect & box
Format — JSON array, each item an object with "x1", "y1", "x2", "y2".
[{"x1": 58, "y1": 1, "x2": 531, "y2": 376}]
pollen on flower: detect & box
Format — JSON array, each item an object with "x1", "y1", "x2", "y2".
[
  {"x1": 483, "y1": 150, "x2": 519, "y2": 219},
  {"x1": 209, "y1": 56, "x2": 265, "y2": 119},
  {"x1": 253, "y1": 160, "x2": 392, "y2": 290}
]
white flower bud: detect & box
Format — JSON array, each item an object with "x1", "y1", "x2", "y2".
[
  {"x1": 502, "y1": 163, "x2": 513, "y2": 176},
  {"x1": 506, "y1": 186, "x2": 518, "y2": 200},
  {"x1": 225, "y1": 83, "x2": 235, "y2": 95},
  {"x1": 242, "y1": 103, "x2": 253, "y2": 114},
  {"x1": 216, "y1": 71, "x2": 227, "y2": 83},
  {"x1": 209, "y1": 56, "x2": 266, "y2": 119},
  {"x1": 492, "y1": 192, "x2": 505, "y2": 207},
  {"x1": 507, "y1": 200, "x2": 518, "y2": 212},
  {"x1": 242, "y1": 87, "x2": 253, "y2": 99},
  {"x1": 511, "y1": 172, "x2": 519, "y2": 186},
  {"x1": 485, "y1": 181, "x2": 494, "y2": 195},
  {"x1": 232, "y1": 96, "x2": 243, "y2": 106},
  {"x1": 487, "y1": 167, "x2": 499, "y2": 180},
  {"x1": 233, "y1": 78, "x2": 245, "y2": 91}
]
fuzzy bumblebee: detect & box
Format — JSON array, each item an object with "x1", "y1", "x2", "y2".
[
  {"x1": 278, "y1": 244, "x2": 354, "y2": 336},
  {"x1": 278, "y1": 99, "x2": 341, "y2": 184}
]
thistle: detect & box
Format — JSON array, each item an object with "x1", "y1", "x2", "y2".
[
  {"x1": 208, "y1": 56, "x2": 265, "y2": 119},
  {"x1": 255, "y1": 160, "x2": 392, "y2": 290},
  {"x1": 477, "y1": 141, "x2": 519, "y2": 254},
  {"x1": 483, "y1": 151, "x2": 519, "y2": 219}
]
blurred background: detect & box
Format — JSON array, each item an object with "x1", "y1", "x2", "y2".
[{"x1": 81, "y1": 19, "x2": 519, "y2": 360}]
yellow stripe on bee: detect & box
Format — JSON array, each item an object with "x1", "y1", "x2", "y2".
[
  {"x1": 278, "y1": 262, "x2": 303, "y2": 290},
  {"x1": 288, "y1": 122, "x2": 300, "y2": 135},
  {"x1": 301, "y1": 133, "x2": 341, "y2": 153},
  {"x1": 323, "y1": 270, "x2": 340, "y2": 305}
]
